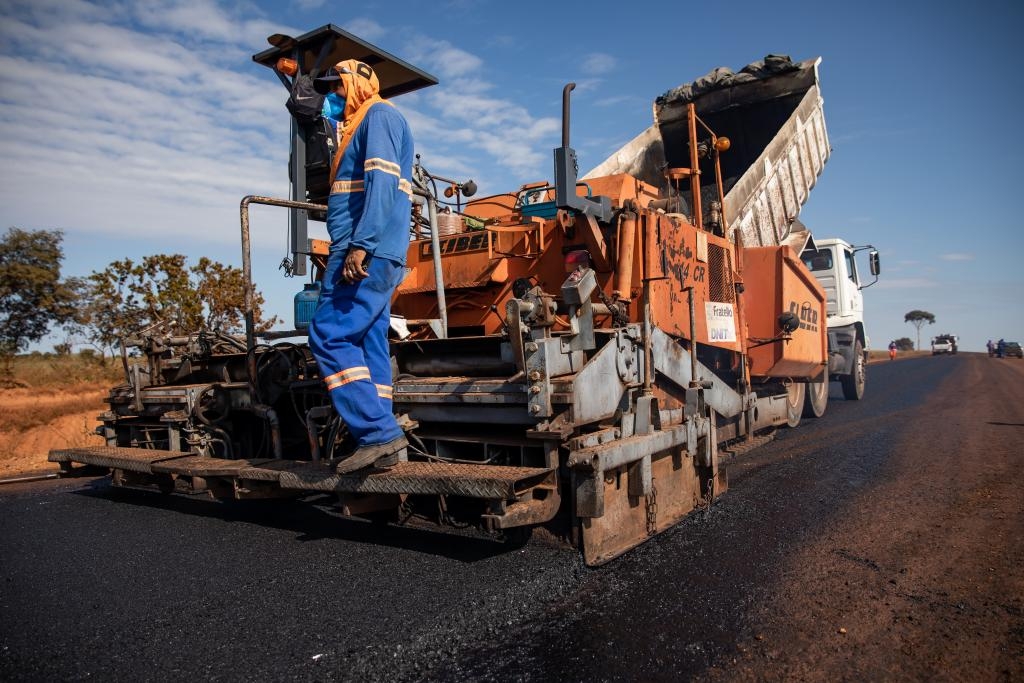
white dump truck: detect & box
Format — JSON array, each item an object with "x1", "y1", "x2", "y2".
[
  {"x1": 798, "y1": 237, "x2": 879, "y2": 412},
  {"x1": 587, "y1": 55, "x2": 879, "y2": 417}
]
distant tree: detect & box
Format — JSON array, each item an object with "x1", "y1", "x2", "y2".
[
  {"x1": 904, "y1": 310, "x2": 935, "y2": 351},
  {"x1": 894, "y1": 337, "x2": 915, "y2": 352},
  {"x1": 191, "y1": 256, "x2": 260, "y2": 331},
  {"x1": 72, "y1": 254, "x2": 279, "y2": 358},
  {"x1": 0, "y1": 227, "x2": 78, "y2": 381}
]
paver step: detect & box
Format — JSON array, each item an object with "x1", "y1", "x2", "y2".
[
  {"x1": 49, "y1": 446, "x2": 554, "y2": 500},
  {"x1": 49, "y1": 446, "x2": 192, "y2": 474},
  {"x1": 279, "y1": 461, "x2": 553, "y2": 499}
]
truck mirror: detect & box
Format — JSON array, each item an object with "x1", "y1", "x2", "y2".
[{"x1": 869, "y1": 250, "x2": 880, "y2": 276}]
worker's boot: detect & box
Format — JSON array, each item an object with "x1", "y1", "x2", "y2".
[{"x1": 335, "y1": 435, "x2": 408, "y2": 474}]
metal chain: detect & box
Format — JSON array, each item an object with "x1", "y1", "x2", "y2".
[
  {"x1": 645, "y1": 483, "x2": 658, "y2": 536},
  {"x1": 701, "y1": 478, "x2": 715, "y2": 520}
]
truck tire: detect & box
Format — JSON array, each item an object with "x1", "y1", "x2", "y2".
[
  {"x1": 802, "y1": 372, "x2": 829, "y2": 418},
  {"x1": 785, "y1": 382, "x2": 805, "y2": 428},
  {"x1": 841, "y1": 340, "x2": 865, "y2": 400}
]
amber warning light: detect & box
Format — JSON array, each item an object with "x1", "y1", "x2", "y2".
[{"x1": 276, "y1": 57, "x2": 298, "y2": 76}]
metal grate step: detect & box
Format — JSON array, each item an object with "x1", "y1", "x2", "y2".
[
  {"x1": 150, "y1": 456, "x2": 276, "y2": 477},
  {"x1": 49, "y1": 446, "x2": 193, "y2": 474},
  {"x1": 237, "y1": 460, "x2": 309, "y2": 482},
  {"x1": 278, "y1": 461, "x2": 554, "y2": 499},
  {"x1": 49, "y1": 446, "x2": 554, "y2": 500}
]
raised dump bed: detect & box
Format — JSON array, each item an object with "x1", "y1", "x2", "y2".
[{"x1": 585, "y1": 55, "x2": 828, "y2": 249}]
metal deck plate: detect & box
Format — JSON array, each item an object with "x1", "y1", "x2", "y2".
[
  {"x1": 278, "y1": 461, "x2": 553, "y2": 498},
  {"x1": 150, "y1": 456, "x2": 276, "y2": 477},
  {"x1": 237, "y1": 459, "x2": 311, "y2": 482},
  {"x1": 48, "y1": 446, "x2": 192, "y2": 474}
]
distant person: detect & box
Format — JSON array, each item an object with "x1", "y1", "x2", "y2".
[
  {"x1": 987, "y1": 339, "x2": 995, "y2": 357},
  {"x1": 997, "y1": 338, "x2": 1006, "y2": 358},
  {"x1": 888, "y1": 340, "x2": 897, "y2": 361}
]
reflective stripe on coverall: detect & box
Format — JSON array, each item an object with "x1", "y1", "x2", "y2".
[{"x1": 309, "y1": 254, "x2": 405, "y2": 446}]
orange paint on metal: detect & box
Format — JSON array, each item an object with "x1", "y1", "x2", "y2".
[
  {"x1": 613, "y1": 212, "x2": 636, "y2": 300},
  {"x1": 742, "y1": 246, "x2": 827, "y2": 378},
  {"x1": 644, "y1": 213, "x2": 742, "y2": 352},
  {"x1": 393, "y1": 175, "x2": 662, "y2": 336}
]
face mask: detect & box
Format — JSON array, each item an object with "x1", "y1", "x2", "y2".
[{"x1": 322, "y1": 92, "x2": 346, "y2": 120}]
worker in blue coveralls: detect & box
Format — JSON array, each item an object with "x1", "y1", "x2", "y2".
[{"x1": 310, "y1": 59, "x2": 413, "y2": 473}]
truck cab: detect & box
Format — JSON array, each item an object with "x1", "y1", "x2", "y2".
[
  {"x1": 800, "y1": 237, "x2": 879, "y2": 400},
  {"x1": 802, "y1": 238, "x2": 866, "y2": 329}
]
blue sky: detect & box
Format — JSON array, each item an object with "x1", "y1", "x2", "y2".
[{"x1": 1, "y1": 0, "x2": 1021, "y2": 352}]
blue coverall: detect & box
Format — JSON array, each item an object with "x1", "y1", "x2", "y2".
[{"x1": 308, "y1": 102, "x2": 414, "y2": 448}]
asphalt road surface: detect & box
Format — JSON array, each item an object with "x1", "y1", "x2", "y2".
[{"x1": 2, "y1": 353, "x2": 1022, "y2": 681}]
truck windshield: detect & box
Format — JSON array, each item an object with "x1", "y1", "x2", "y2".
[{"x1": 801, "y1": 248, "x2": 833, "y2": 272}]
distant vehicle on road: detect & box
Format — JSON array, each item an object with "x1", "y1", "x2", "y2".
[
  {"x1": 931, "y1": 334, "x2": 958, "y2": 355},
  {"x1": 1004, "y1": 341, "x2": 1023, "y2": 359}
]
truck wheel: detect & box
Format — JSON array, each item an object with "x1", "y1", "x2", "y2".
[
  {"x1": 785, "y1": 382, "x2": 805, "y2": 428},
  {"x1": 802, "y1": 373, "x2": 829, "y2": 418},
  {"x1": 841, "y1": 340, "x2": 865, "y2": 401}
]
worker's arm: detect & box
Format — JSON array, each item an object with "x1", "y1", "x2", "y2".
[{"x1": 349, "y1": 106, "x2": 406, "y2": 256}]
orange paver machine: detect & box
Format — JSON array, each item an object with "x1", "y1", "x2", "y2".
[{"x1": 52, "y1": 26, "x2": 830, "y2": 564}]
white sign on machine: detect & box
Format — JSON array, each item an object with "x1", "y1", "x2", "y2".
[{"x1": 705, "y1": 302, "x2": 737, "y2": 343}]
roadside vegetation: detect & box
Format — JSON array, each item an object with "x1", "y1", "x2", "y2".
[
  {"x1": 0, "y1": 352, "x2": 123, "y2": 476},
  {"x1": 904, "y1": 310, "x2": 936, "y2": 350},
  {"x1": 0, "y1": 226, "x2": 278, "y2": 476},
  {"x1": 1, "y1": 227, "x2": 277, "y2": 387}
]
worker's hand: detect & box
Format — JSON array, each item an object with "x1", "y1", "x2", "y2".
[{"x1": 342, "y1": 247, "x2": 369, "y2": 283}]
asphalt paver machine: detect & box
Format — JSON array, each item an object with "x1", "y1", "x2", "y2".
[{"x1": 53, "y1": 26, "x2": 832, "y2": 564}]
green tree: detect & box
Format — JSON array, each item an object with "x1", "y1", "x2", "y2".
[
  {"x1": 192, "y1": 256, "x2": 258, "y2": 331},
  {"x1": 904, "y1": 310, "x2": 935, "y2": 350},
  {"x1": 893, "y1": 337, "x2": 915, "y2": 352},
  {"x1": 73, "y1": 254, "x2": 279, "y2": 357},
  {"x1": 0, "y1": 228, "x2": 78, "y2": 380}
]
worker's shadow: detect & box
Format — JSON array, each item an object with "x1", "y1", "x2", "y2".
[
  {"x1": 72, "y1": 477, "x2": 531, "y2": 563},
  {"x1": 987, "y1": 421, "x2": 1024, "y2": 427}
]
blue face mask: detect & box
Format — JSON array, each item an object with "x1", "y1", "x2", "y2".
[{"x1": 322, "y1": 92, "x2": 346, "y2": 120}]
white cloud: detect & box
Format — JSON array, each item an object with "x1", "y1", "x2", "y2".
[
  {"x1": 567, "y1": 77, "x2": 604, "y2": 94},
  {"x1": 0, "y1": 0, "x2": 289, "y2": 247},
  {"x1": 293, "y1": 0, "x2": 326, "y2": 9},
  {"x1": 594, "y1": 94, "x2": 641, "y2": 108},
  {"x1": 940, "y1": 253, "x2": 974, "y2": 261},
  {"x1": 405, "y1": 36, "x2": 483, "y2": 80},
  {"x1": 581, "y1": 53, "x2": 616, "y2": 75},
  {"x1": 0, "y1": 0, "x2": 565, "y2": 263},
  {"x1": 342, "y1": 17, "x2": 387, "y2": 43},
  {"x1": 129, "y1": 0, "x2": 299, "y2": 48}
]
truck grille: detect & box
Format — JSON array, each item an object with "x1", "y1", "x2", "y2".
[{"x1": 708, "y1": 244, "x2": 735, "y2": 303}]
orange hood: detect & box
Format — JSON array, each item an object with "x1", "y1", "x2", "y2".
[{"x1": 333, "y1": 59, "x2": 382, "y2": 124}]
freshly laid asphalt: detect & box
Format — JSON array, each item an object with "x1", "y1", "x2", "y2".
[{"x1": 2, "y1": 353, "x2": 1021, "y2": 681}]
